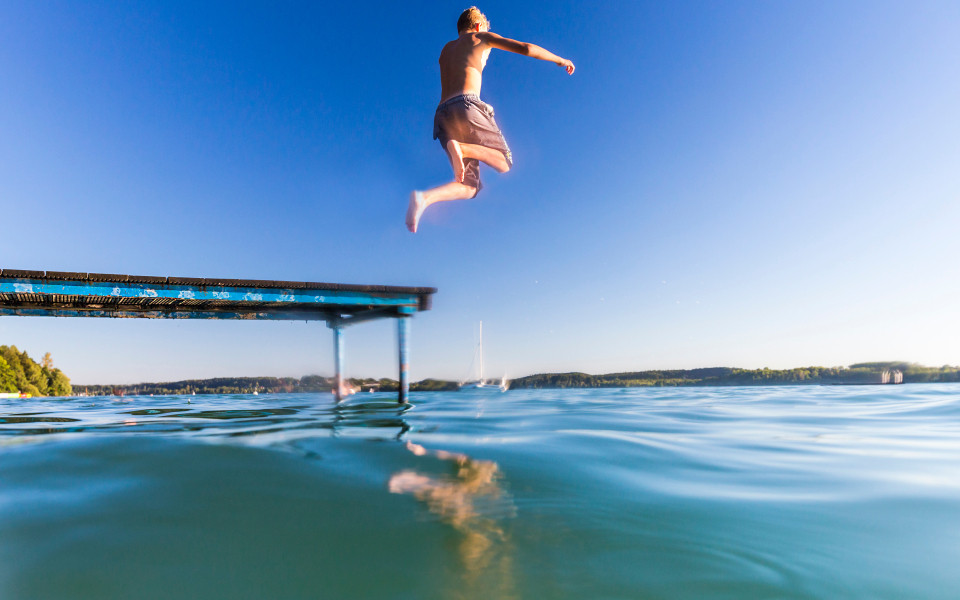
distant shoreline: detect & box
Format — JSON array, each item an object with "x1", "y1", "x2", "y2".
[{"x1": 68, "y1": 362, "x2": 959, "y2": 396}]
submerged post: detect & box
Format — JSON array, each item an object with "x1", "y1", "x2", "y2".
[
  {"x1": 398, "y1": 316, "x2": 410, "y2": 404},
  {"x1": 333, "y1": 324, "x2": 345, "y2": 402}
]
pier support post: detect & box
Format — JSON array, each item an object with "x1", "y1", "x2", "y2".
[
  {"x1": 398, "y1": 316, "x2": 410, "y2": 404},
  {"x1": 333, "y1": 324, "x2": 345, "y2": 403}
]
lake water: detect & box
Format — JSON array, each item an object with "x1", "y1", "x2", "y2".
[{"x1": 2, "y1": 384, "x2": 960, "y2": 599}]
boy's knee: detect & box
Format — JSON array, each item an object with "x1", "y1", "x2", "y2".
[{"x1": 501, "y1": 151, "x2": 513, "y2": 172}]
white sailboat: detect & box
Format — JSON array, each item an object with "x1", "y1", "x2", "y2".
[{"x1": 459, "y1": 321, "x2": 509, "y2": 392}]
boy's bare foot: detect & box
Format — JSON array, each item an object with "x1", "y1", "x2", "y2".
[
  {"x1": 446, "y1": 139, "x2": 465, "y2": 183},
  {"x1": 388, "y1": 470, "x2": 432, "y2": 494},
  {"x1": 406, "y1": 190, "x2": 426, "y2": 233},
  {"x1": 406, "y1": 441, "x2": 428, "y2": 456}
]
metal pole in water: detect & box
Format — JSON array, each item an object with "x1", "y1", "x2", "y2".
[
  {"x1": 398, "y1": 316, "x2": 410, "y2": 404},
  {"x1": 333, "y1": 324, "x2": 344, "y2": 403}
]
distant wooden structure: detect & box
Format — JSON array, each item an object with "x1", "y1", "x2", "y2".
[{"x1": 0, "y1": 269, "x2": 436, "y2": 403}]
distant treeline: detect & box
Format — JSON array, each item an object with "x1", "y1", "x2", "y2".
[
  {"x1": 75, "y1": 376, "x2": 364, "y2": 396},
  {"x1": 508, "y1": 363, "x2": 960, "y2": 388},
  {"x1": 28, "y1": 361, "x2": 960, "y2": 398},
  {"x1": 0, "y1": 345, "x2": 72, "y2": 396},
  {"x1": 73, "y1": 376, "x2": 460, "y2": 396}
]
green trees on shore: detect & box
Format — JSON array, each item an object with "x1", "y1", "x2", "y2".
[
  {"x1": 508, "y1": 362, "x2": 960, "y2": 389},
  {"x1": 0, "y1": 346, "x2": 72, "y2": 396}
]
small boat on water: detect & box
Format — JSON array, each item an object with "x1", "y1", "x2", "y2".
[{"x1": 459, "y1": 322, "x2": 509, "y2": 392}]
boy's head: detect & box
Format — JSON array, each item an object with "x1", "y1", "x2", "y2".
[{"x1": 457, "y1": 6, "x2": 489, "y2": 33}]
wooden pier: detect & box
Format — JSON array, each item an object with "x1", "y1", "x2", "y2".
[{"x1": 0, "y1": 269, "x2": 436, "y2": 403}]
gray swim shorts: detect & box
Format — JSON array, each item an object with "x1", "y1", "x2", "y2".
[{"x1": 433, "y1": 94, "x2": 513, "y2": 195}]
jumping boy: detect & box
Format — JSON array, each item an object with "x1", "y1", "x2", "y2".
[{"x1": 406, "y1": 6, "x2": 575, "y2": 233}]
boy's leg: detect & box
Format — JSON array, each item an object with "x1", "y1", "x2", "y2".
[
  {"x1": 446, "y1": 140, "x2": 511, "y2": 180},
  {"x1": 446, "y1": 140, "x2": 466, "y2": 183},
  {"x1": 406, "y1": 182, "x2": 478, "y2": 233},
  {"x1": 458, "y1": 142, "x2": 511, "y2": 173}
]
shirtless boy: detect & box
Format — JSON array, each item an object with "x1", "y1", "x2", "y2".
[{"x1": 406, "y1": 6, "x2": 575, "y2": 233}]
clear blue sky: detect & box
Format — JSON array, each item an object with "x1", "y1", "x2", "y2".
[{"x1": 2, "y1": 1, "x2": 958, "y2": 384}]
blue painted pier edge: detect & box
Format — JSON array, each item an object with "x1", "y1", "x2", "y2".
[{"x1": 0, "y1": 270, "x2": 437, "y2": 404}]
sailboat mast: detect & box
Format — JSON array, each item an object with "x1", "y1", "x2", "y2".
[{"x1": 478, "y1": 321, "x2": 483, "y2": 382}]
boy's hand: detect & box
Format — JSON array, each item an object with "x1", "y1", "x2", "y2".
[{"x1": 559, "y1": 59, "x2": 575, "y2": 75}]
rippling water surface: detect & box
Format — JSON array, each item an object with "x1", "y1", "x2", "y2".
[{"x1": 3, "y1": 384, "x2": 960, "y2": 599}]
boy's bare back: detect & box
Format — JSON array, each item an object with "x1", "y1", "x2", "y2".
[
  {"x1": 439, "y1": 30, "x2": 574, "y2": 104},
  {"x1": 439, "y1": 33, "x2": 491, "y2": 103}
]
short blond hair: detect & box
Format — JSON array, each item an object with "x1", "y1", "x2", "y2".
[{"x1": 457, "y1": 7, "x2": 489, "y2": 33}]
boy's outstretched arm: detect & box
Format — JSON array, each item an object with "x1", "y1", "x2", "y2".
[{"x1": 479, "y1": 32, "x2": 575, "y2": 74}]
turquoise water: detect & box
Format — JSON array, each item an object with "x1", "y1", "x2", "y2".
[{"x1": 3, "y1": 384, "x2": 960, "y2": 599}]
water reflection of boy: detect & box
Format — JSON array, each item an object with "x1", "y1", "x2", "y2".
[{"x1": 389, "y1": 441, "x2": 516, "y2": 594}]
